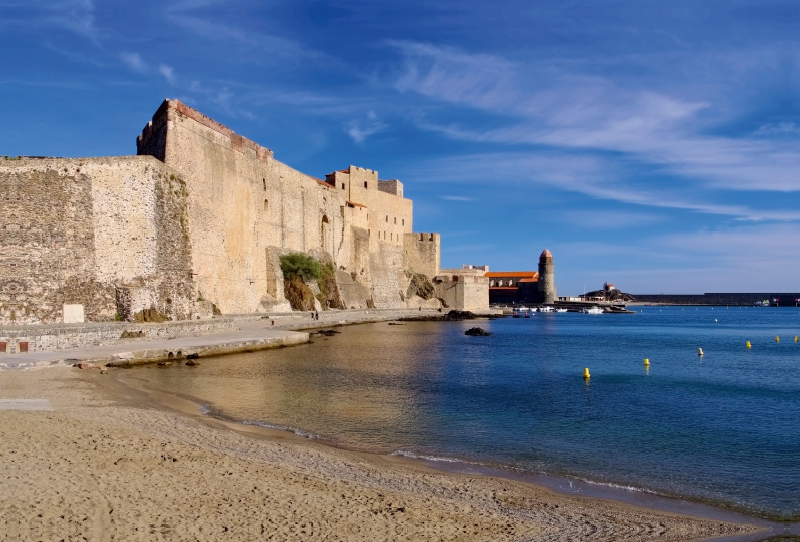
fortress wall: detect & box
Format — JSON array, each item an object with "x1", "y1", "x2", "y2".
[
  {"x1": 368, "y1": 242, "x2": 407, "y2": 308},
  {"x1": 434, "y1": 273, "x2": 489, "y2": 311},
  {"x1": 364, "y1": 186, "x2": 412, "y2": 250},
  {"x1": 0, "y1": 157, "x2": 194, "y2": 324},
  {"x1": 132, "y1": 99, "x2": 459, "y2": 312},
  {"x1": 139, "y1": 100, "x2": 426, "y2": 312},
  {"x1": 404, "y1": 233, "x2": 440, "y2": 279},
  {"x1": 147, "y1": 101, "x2": 357, "y2": 313}
]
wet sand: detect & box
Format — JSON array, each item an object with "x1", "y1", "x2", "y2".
[{"x1": 0, "y1": 367, "x2": 765, "y2": 541}]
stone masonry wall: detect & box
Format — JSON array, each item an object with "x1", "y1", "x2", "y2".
[
  {"x1": 137, "y1": 100, "x2": 427, "y2": 313},
  {"x1": 404, "y1": 233, "x2": 440, "y2": 280},
  {"x1": 0, "y1": 156, "x2": 195, "y2": 325}
]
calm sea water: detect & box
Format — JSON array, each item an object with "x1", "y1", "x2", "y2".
[{"x1": 136, "y1": 307, "x2": 800, "y2": 520}]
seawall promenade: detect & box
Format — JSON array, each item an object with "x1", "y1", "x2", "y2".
[{"x1": 0, "y1": 309, "x2": 501, "y2": 370}]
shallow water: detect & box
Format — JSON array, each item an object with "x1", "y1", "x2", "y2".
[{"x1": 136, "y1": 307, "x2": 800, "y2": 520}]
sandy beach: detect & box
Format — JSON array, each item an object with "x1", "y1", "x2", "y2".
[{"x1": 0, "y1": 366, "x2": 765, "y2": 541}]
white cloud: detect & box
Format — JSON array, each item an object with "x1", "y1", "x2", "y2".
[
  {"x1": 753, "y1": 122, "x2": 800, "y2": 136},
  {"x1": 0, "y1": 0, "x2": 99, "y2": 42},
  {"x1": 389, "y1": 41, "x2": 800, "y2": 193},
  {"x1": 409, "y1": 152, "x2": 800, "y2": 222},
  {"x1": 120, "y1": 52, "x2": 147, "y2": 74},
  {"x1": 159, "y1": 64, "x2": 177, "y2": 86},
  {"x1": 346, "y1": 112, "x2": 387, "y2": 143}
]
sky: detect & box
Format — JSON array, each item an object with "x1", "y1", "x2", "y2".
[{"x1": 2, "y1": 0, "x2": 800, "y2": 295}]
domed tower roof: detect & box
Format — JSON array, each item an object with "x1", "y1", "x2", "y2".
[{"x1": 539, "y1": 249, "x2": 553, "y2": 262}]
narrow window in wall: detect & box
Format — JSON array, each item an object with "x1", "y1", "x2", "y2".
[
  {"x1": 402, "y1": 219, "x2": 405, "y2": 226},
  {"x1": 262, "y1": 178, "x2": 266, "y2": 190},
  {"x1": 385, "y1": 215, "x2": 388, "y2": 222},
  {"x1": 364, "y1": 182, "x2": 368, "y2": 188},
  {"x1": 394, "y1": 217, "x2": 397, "y2": 224},
  {"x1": 368, "y1": 229, "x2": 371, "y2": 237},
  {"x1": 264, "y1": 199, "x2": 269, "y2": 212},
  {"x1": 341, "y1": 183, "x2": 345, "y2": 189}
]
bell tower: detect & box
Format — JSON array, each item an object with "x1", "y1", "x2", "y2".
[{"x1": 537, "y1": 249, "x2": 556, "y2": 304}]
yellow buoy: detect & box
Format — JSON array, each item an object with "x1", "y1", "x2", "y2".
[
  {"x1": 776, "y1": 336, "x2": 780, "y2": 342},
  {"x1": 644, "y1": 358, "x2": 650, "y2": 366},
  {"x1": 795, "y1": 336, "x2": 798, "y2": 342},
  {"x1": 583, "y1": 367, "x2": 591, "y2": 379},
  {"x1": 698, "y1": 348, "x2": 704, "y2": 356},
  {"x1": 746, "y1": 341, "x2": 751, "y2": 349}
]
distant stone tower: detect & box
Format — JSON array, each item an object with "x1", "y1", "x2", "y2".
[{"x1": 538, "y1": 249, "x2": 556, "y2": 304}]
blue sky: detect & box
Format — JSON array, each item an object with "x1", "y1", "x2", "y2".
[{"x1": 3, "y1": 0, "x2": 800, "y2": 294}]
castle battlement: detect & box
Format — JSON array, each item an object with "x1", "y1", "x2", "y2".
[{"x1": 137, "y1": 99, "x2": 274, "y2": 163}]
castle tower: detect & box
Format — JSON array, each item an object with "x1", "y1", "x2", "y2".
[{"x1": 538, "y1": 249, "x2": 556, "y2": 304}]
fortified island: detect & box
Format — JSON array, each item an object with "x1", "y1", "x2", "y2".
[{"x1": 0, "y1": 100, "x2": 491, "y2": 328}]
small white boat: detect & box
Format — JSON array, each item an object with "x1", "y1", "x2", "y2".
[
  {"x1": 555, "y1": 308, "x2": 567, "y2": 313},
  {"x1": 517, "y1": 306, "x2": 530, "y2": 312},
  {"x1": 581, "y1": 306, "x2": 604, "y2": 314},
  {"x1": 539, "y1": 306, "x2": 554, "y2": 313}
]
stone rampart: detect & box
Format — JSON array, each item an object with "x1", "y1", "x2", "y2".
[
  {"x1": 404, "y1": 233, "x2": 440, "y2": 280},
  {"x1": 137, "y1": 100, "x2": 428, "y2": 313},
  {"x1": 0, "y1": 156, "x2": 195, "y2": 325},
  {"x1": 5, "y1": 99, "x2": 486, "y2": 322}
]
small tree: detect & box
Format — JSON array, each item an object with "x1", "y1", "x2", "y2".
[{"x1": 280, "y1": 252, "x2": 323, "y2": 282}]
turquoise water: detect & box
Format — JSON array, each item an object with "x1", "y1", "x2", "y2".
[{"x1": 138, "y1": 307, "x2": 800, "y2": 520}]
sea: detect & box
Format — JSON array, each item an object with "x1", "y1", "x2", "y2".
[{"x1": 132, "y1": 306, "x2": 800, "y2": 522}]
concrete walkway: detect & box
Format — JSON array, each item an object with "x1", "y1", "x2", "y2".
[{"x1": 0, "y1": 308, "x2": 492, "y2": 370}]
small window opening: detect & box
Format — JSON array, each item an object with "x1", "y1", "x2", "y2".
[
  {"x1": 394, "y1": 217, "x2": 397, "y2": 224},
  {"x1": 262, "y1": 178, "x2": 266, "y2": 190},
  {"x1": 341, "y1": 183, "x2": 345, "y2": 189},
  {"x1": 364, "y1": 181, "x2": 368, "y2": 188},
  {"x1": 385, "y1": 215, "x2": 388, "y2": 222},
  {"x1": 402, "y1": 218, "x2": 405, "y2": 226},
  {"x1": 264, "y1": 199, "x2": 269, "y2": 212}
]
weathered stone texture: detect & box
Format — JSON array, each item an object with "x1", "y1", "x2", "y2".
[
  {"x1": 0, "y1": 157, "x2": 194, "y2": 324},
  {"x1": 138, "y1": 100, "x2": 432, "y2": 313},
  {"x1": 435, "y1": 270, "x2": 490, "y2": 311},
  {"x1": 404, "y1": 233, "x2": 440, "y2": 280}
]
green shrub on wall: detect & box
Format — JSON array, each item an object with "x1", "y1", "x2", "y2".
[{"x1": 279, "y1": 253, "x2": 323, "y2": 282}]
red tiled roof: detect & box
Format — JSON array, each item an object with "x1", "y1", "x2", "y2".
[
  {"x1": 346, "y1": 200, "x2": 367, "y2": 208},
  {"x1": 489, "y1": 287, "x2": 520, "y2": 291},
  {"x1": 316, "y1": 179, "x2": 333, "y2": 189},
  {"x1": 518, "y1": 277, "x2": 538, "y2": 283}
]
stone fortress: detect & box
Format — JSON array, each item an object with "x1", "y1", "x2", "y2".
[{"x1": 0, "y1": 99, "x2": 489, "y2": 326}]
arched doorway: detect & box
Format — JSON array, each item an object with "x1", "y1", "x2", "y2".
[{"x1": 321, "y1": 215, "x2": 331, "y2": 254}]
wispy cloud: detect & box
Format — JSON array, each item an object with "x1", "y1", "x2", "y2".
[
  {"x1": 158, "y1": 64, "x2": 177, "y2": 86},
  {"x1": 440, "y1": 195, "x2": 474, "y2": 201},
  {"x1": 120, "y1": 52, "x2": 147, "y2": 74},
  {"x1": 346, "y1": 111, "x2": 387, "y2": 143},
  {"x1": 389, "y1": 41, "x2": 800, "y2": 194},
  {"x1": 753, "y1": 122, "x2": 800, "y2": 136},
  {"x1": 410, "y1": 152, "x2": 800, "y2": 222},
  {"x1": 1, "y1": 0, "x2": 100, "y2": 42}
]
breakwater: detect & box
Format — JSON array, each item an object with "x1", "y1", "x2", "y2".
[{"x1": 633, "y1": 292, "x2": 800, "y2": 306}]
